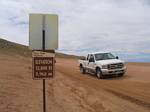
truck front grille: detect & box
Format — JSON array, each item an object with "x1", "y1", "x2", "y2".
[{"x1": 108, "y1": 63, "x2": 124, "y2": 69}]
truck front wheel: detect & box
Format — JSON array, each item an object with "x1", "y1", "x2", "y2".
[
  {"x1": 96, "y1": 68, "x2": 103, "y2": 79},
  {"x1": 80, "y1": 66, "x2": 86, "y2": 74}
]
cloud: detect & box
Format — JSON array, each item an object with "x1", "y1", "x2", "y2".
[{"x1": 0, "y1": 0, "x2": 150, "y2": 56}]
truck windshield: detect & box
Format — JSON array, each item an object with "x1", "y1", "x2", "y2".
[{"x1": 95, "y1": 53, "x2": 116, "y2": 61}]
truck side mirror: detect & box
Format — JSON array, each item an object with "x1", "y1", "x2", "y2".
[{"x1": 116, "y1": 56, "x2": 119, "y2": 59}]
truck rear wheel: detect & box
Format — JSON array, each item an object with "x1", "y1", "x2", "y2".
[
  {"x1": 96, "y1": 68, "x2": 103, "y2": 79},
  {"x1": 80, "y1": 66, "x2": 86, "y2": 74}
]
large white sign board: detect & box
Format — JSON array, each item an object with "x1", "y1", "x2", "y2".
[{"x1": 29, "y1": 14, "x2": 58, "y2": 50}]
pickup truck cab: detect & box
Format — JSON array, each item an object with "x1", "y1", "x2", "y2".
[{"x1": 79, "y1": 52, "x2": 126, "y2": 79}]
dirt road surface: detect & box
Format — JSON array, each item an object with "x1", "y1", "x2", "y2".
[{"x1": 0, "y1": 55, "x2": 150, "y2": 112}]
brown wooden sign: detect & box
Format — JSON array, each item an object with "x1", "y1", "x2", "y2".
[{"x1": 32, "y1": 51, "x2": 54, "y2": 79}]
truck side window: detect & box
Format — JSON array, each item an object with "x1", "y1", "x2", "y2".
[{"x1": 89, "y1": 55, "x2": 95, "y2": 62}]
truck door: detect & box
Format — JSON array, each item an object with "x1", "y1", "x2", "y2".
[
  {"x1": 88, "y1": 54, "x2": 95, "y2": 70},
  {"x1": 85, "y1": 54, "x2": 90, "y2": 68}
]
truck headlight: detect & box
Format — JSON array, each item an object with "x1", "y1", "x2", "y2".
[{"x1": 102, "y1": 65, "x2": 108, "y2": 69}]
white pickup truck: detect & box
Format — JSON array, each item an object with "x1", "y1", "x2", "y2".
[{"x1": 79, "y1": 52, "x2": 126, "y2": 79}]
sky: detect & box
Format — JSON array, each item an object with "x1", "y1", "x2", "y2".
[{"x1": 0, "y1": 0, "x2": 150, "y2": 61}]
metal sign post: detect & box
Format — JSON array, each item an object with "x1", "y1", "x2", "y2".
[
  {"x1": 42, "y1": 15, "x2": 46, "y2": 112},
  {"x1": 29, "y1": 14, "x2": 58, "y2": 112}
]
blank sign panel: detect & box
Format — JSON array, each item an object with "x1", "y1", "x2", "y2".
[{"x1": 29, "y1": 14, "x2": 58, "y2": 50}]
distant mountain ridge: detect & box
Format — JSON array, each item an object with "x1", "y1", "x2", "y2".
[{"x1": 0, "y1": 38, "x2": 78, "y2": 58}]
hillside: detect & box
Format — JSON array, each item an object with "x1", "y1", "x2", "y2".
[
  {"x1": 0, "y1": 38, "x2": 78, "y2": 58},
  {"x1": 0, "y1": 38, "x2": 31, "y2": 56}
]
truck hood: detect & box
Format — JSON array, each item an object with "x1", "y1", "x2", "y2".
[{"x1": 96, "y1": 59, "x2": 124, "y2": 65}]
